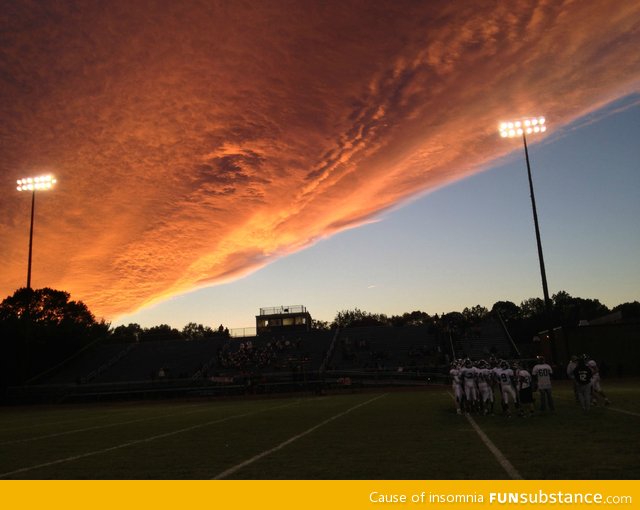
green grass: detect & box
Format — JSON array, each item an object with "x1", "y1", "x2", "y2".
[{"x1": 0, "y1": 380, "x2": 638, "y2": 479}]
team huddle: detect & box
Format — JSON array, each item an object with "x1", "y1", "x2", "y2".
[
  {"x1": 449, "y1": 354, "x2": 607, "y2": 416},
  {"x1": 450, "y1": 356, "x2": 554, "y2": 417}
]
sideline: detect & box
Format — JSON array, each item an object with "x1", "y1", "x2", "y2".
[
  {"x1": 447, "y1": 392, "x2": 523, "y2": 480},
  {"x1": 212, "y1": 393, "x2": 388, "y2": 479},
  {"x1": 0, "y1": 401, "x2": 299, "y2": 479}
]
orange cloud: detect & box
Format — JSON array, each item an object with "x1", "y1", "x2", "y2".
[{"x1": 1, "y1": 1, "x2": 639, "y2": 319}]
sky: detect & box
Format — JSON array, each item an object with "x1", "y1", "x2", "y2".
[{"x1": 1, "y1": 1, "x2": 639, "y2": 331}]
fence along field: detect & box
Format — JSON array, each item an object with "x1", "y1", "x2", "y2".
[{"x1": 0, "y1": 381, "x2": 638, "y2": 479}]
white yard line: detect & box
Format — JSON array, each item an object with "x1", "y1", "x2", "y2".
[
  {"x1": 605, "y1": 406, "x2": 640, "y2": 417},
  {"x1": 447, "y1": 392, "x2": 523, "y2": 480},
  {"x1": 212, "y1": 393, "x2": 387, "y2": 480},
  {"x1": 0, "y1": 401, "x2": 298, "y2": 479},
  {"x1": 463, "y1": 413, "x2": 523, "y2": 479}
]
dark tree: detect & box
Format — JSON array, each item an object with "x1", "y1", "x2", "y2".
[
  {"x1": 0, "y1": 287, "x2": 109, "y2": 384},
  {"x1": 332, "y1": 308, "x2": 390, "y2": 328},
  {"x1": 462, "y1": 305, "x2": 489, "y2": 325},
  {"x1": 110, "y1": 323, "x2": 144, "y2": 343},
  {"x1": 612, "y1": 301, "x2": 640, "y2": 320},
  {"x1": 182, "y1": 322, "x2": 215, "y2": 340},
  {"x1": 519, "y1": 297, "x2": 546, "y2": 319},
  {"x1": 552, "y1": 290, "x2": 610, "y2": 327},
  {"x1": 440, "y1": 311, "x2": 468, "y2": 335},
  {"x1": 312, "y1": 319, "x2": 330, "y2": 331},
  {"x1": 491, "y1": 301, "x2": 521, "y2": 322},
  {"x1": 390, "y1": 311, "x2": 432, "y2": 327},
  {"x1": 140, "y1": 324, "x2": 183, "y2": 341}
]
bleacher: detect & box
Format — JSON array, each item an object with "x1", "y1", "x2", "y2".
[
  {"x1": 43, "y1": 342, "x2": 134, "y2": 384},
  {"x1": 35, "y1": 330, "x2": 334, "y2": 388},
  {"x1": 11, "y1": 323, "x2": 499, "y2": 403},
  {"x1": 89, "y1": 338, "x2": 226, "y2": 383},
  {"x1": 328, "y1": 326, "x2": 441, "y2": 371},
  {"x1": 216, "y1": 330, "x2": 334, "y2": 375},
  {"x1": 452, "y1": 316, "x2": 516, "y2": 360}
]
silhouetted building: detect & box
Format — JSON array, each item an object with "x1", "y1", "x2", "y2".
[{"x1": 256, "y1": 305, "x2": 312, "y2": 335}]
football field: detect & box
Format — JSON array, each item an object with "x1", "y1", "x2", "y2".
[{"x1": 1, "y1": 380, "x2": 638, "y2": 479}]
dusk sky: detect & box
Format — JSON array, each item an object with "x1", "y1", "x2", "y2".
[{"x1": 1, "y1": 1, "x2": 639, "y2": 331}]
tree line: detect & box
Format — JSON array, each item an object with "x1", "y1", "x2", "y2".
[
  {"x1": 325, "y1": 291, "x2": 639, "y2": 339},
  {"x1": 110, "y1": 322, "x2": 230, "y2": 343}
]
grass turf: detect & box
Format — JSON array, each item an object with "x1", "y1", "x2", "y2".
[{"x1": 0, "y1": 379, "x2": 638, "y2": 479}]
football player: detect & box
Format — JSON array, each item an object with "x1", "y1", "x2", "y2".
[
  {"x1": 573, "y1": 357, "x2": 593, "y2": 412},
  {"x1": 532, "y1": 355, "x2": 555, "y2": 412},
  {"x1": 566, "y1": 355, "x2": 579, "y2": 403},
  {"x1": 459, "y1": 358, "x2": 479, "y2": 413},
  {"x1": 476, "y1": 360, "x2": 495, "y2": 415},
  {"x1": 493, "y1": 360, "x2": 517, "y2": 416},
  {"x1": 515, "y1": 362, "x2": 534, "y2": 417},
  {"x1": 586, "y1": 356, "x2": 611, "y2": 406},
  {"x1": 449, "y1": 361, "x2": 463, "y2": 415}
]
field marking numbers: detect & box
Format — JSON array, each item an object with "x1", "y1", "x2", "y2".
[
  {"x1": 447, "y1": 392, "x2": 523, "y2": 480},
  {"x1": 0, "y1": 403, "x2": 218, "y2": 446},
  {"x1": 212, "y1": 393, "x2": 387, "y2": 479},
  {"x1": 0, "y1": 401, "x2": 299, "y2": 479}
]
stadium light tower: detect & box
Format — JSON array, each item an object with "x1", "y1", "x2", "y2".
[
  {"x1": 499, "y1": 117, "x2": 551, "y2": 313},
  {"x1": 16, "y1": 174, "x2": 57, "y2": 289}
]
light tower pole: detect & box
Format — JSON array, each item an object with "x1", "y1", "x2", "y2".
[
  {"x1": 499, "y1": 118, "x2": 556, "y2": 359},
  {"x1": 16, "y1": 175, "x2": 57, "y2": 289},
  {"x1": 499, "y1": 117, "x2": 551, "y2": 312}
]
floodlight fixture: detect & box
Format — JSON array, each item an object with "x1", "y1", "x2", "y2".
[
  {"x1": 17, "y1": 174, "x2": 57, "y2": 192},
  {"x1": 499, "y1": 117, "x2": 547, "y2": 138}
]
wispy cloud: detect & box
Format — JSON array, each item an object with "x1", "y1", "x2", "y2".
[{"x1": 1, "y1": 0, "x2": 639, "y2": 319}]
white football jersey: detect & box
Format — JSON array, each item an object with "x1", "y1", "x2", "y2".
[
  {"x1": 477, "y1": 368, "x2": 493, "y2": 386},
  {"x1": 532, "y1": 363, "x2": 553, "y2": 389},
  {"x1": 493, "y1": 367, "x2": 514, "y2": 388},
  {"x1": 460, "y1": 366, "x2": 478, "y2": 385},
  {"x1": 517, "y1": 369, "x2": 532, "y2": 389}
]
